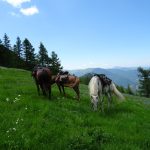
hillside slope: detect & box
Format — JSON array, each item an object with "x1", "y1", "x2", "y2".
[{"x1": 0, "y1": 67, "x2": 150, "y2": 149}]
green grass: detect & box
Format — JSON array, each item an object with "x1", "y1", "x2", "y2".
[{"x1": 0, "y1": 67, "x2": 150, "y2": 149}]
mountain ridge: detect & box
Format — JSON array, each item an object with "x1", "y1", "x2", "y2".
[{"x1": 68, "y1": 67, "x2": 141, "y2": 89}]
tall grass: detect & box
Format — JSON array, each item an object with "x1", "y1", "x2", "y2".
[{"x1": 0, "y1": 67, "x2": 150, "y2": 149}]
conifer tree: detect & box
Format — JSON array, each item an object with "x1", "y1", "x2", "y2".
[
  {"x1": 38, "y1": 42, "x2": 49, "y2": 65},
  {"x1": 14, "y1": 37, "x2": 22, "y2": 58},
  {"x1": 13, "y1": 44, "x2": 17, "y2": 54},
  {"x1": 0, "y1": 39, "x2": 2, "y2": 45},
  {"x1": 49, "y1": 51, "x2": 63, "y2": 75},
  {"x1": 23, "y1": 38, "x2": 35, "y2": 64},
  {"x1": 126, "y1": 85, "x2": 134, "y2": 95},
  {"x1": 138, "y1": 67, "x2": 150, "y2": 97},
  {"x1": 3, "y1": 33, "x2": 11, "y2": 49}
]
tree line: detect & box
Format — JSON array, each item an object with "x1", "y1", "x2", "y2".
[
  {"x1": 0, "y1": 33, "x2": 150, "y2": 98},
  {"x1": 0, "y1": 33, "x2": 62, "y2": 74}
]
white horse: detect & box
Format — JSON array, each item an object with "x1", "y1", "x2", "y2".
[{"x1": 88, "y1": 75, "x2": 125, "y2": 112}]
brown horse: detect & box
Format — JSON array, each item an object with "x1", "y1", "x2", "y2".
[
  {"x1": 55, "y1": 73, "x2": 80, "y2": 100},
  {"x1": 32, "y1": 67, "x2": 52, "y2": 99}
]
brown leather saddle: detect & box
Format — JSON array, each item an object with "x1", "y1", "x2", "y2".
[
  {"x1": 94, "y1": 74, "x2": 112, "y2": 87},
  {"x1": 58, "y1": 71, "x2": 69, "y2": 84}
]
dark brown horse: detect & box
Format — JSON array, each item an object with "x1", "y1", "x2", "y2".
[
  {"x1": 32, "y1": 67, "x2": 52, "y2": 99},
  {"x1": 55, "y1": 73, "x2": 80, "y2": 100}
]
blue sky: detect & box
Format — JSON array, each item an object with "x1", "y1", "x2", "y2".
[{"x1": 0, "y1": 0, "x2": 150, "y2": 69}]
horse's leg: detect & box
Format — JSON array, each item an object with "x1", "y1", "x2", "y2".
[
  {"x1": 43, "y1": 83, "x2": 51, "y2": 99},
  {"x1": 62, "y1": 85, "x2": 66, "y2": 96},
  {"x1": 107, "y1": 91, "x2": 113, "y2": 110},
  {"x1": 57, "y1": 84, "x2": 62, "y2": 94},
  {"x1": 35, "y1": 80, "x2": 40, "y2": 95},
  {"x1": 99, "y1": 93, "x2": 104, "y2": 113},
  {"x1": 49, "y1": 84, "x2": 51, "y2": 99},
  {"x1": 73, "y1": 86, "x2": 80, "y2": 101},
  {"x1": 41, "y1": 84, "x2": 46, "y2": 96},
  {"x1": 107, "y1": 92, "x2": 111, "y2": 110},
  {"x1": 37, "y1": 83, "x2": 40, "y2": 95}
]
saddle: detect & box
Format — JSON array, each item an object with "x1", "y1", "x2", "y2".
[
  {"x1": 58, "y1": 71, "x2": 69, "y2": 84},
  {"x1": 94, "y1": 74, "x2": 112, "y2": 87}
]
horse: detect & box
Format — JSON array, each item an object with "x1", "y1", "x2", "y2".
[
  {"x1": 32, "y1": 66, "x2": 52, "y2": 99},
  {"x1": 88, "y1": 75, "x2": 125, "y2": 112},
  {"x1": 55, "y1": 72, "x2": 80, "y2": 100}
]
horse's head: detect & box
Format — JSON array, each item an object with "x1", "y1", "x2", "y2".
[{"x1": 91, "y1": 95, "x2": 99, "y2": 111}]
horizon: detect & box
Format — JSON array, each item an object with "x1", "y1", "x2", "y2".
[
  {"x1": 0, "y1": 0, "x2": 150, "y2": 70},
  {"x1": 67, "y1": 65, "x2": 150, "y2": 71}
]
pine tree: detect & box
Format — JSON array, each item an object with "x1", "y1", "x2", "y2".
[
  {"x1": 38, "y1": 42, "x2": 49, "y2": 66},
  {"x1": 0, "y1": 39, "x2": 2, "y2": 45},
  {"x1": 138, "y1": 67, "x2": 150, "y2": 97},
  {"x1": 3, "y1": 33, "x2": 11, "y2": 49},
  {"x1": 23, "y1": 38, "x2": 35, "y2": 64},
  {"x1": 49, "y1": 51, "x2": 63, "y2": 75},
  {"x1": 13, "y1": 44, "x2": 17, "y2": 54},
  {"x1": 126, "y1": 85, "x2": 134, "y2": 95},
  {"x1": 14, "y1": 37, "x2": 22, "y2": 58}
]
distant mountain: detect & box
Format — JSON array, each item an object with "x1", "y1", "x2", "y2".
[{"x1": 69, "y1": 67, "x2": 140, "y2": 89}]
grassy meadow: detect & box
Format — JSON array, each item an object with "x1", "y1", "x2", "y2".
[{"x1": 0, "y1": 67, "x2": 150, "y2": 149}]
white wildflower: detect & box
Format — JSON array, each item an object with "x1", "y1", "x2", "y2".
[
  {"x1": 13, "y1": 128, "x2": 16, "y2": 131},
  {"x1": 6, "y1": 98, "x2": 9, "y2": 102},
  {"x1": 18, "y1": 95, "x2": 21, "y2": 97}
]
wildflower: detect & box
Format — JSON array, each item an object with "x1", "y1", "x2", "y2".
[
  {"x1": 15, "y1": 97, "x2": 19, "y2": 100},
  {"x1": 18, "y1": 95, "x2": 21, "y2": 97},
  {"x1": 25, "y1": 107, "x2": 27, "y2": 110},
  {"x1": 6, "y1": 98, "x2": 9, "y2": 102},
  {"x1": 13, "y1": 128, "x2": 16, "y2": 131},
  {"x1": 6, "y1": 130, "x2": 9, "y2": 133}
]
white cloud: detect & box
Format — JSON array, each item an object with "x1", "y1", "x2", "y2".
[
  {"x1": 20, "y1": 6, "x2": 39, "y2": 16},
  {"x1": 3, "y1": 0, "x2": 31, "y2": 8}
]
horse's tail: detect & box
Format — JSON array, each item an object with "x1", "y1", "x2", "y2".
[{"x1": 111, "y1": 83, "x2": 125, "y2": 100}]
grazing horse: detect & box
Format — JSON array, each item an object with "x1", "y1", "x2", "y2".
[
  {"x1": 88, "y1": 75, "x2": 124, "y2": 112},
  {"x1": 55, "y1": 72, "x2": 80, "y2": 100},
  {"x1": 32, "y1": 67, "x2": 52, "y2": 99}
]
